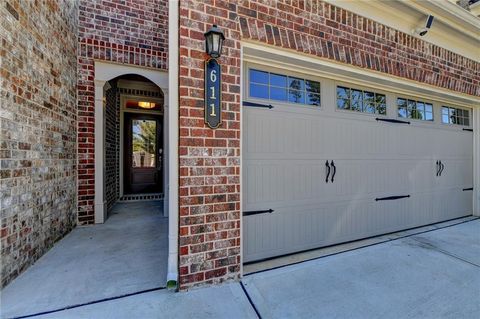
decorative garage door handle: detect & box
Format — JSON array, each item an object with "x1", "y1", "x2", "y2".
[
  {"x1": 325, "y1": 160, "x2": 330, "y2": 183},
  {"x1": 330, "y1": 160, "x2": 336, "y2": 183},
  {"x1": 436, "y1": 160, "x2": 445, "y2": 176}
]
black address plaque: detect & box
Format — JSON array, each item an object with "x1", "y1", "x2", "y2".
[{"x1": 205, "y1": 59, "x2": 222, "y2": 129}]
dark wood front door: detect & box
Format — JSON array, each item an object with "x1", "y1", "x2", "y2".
[{"x1": 124, "y1": 113, "x2": 162, "y2": 194}]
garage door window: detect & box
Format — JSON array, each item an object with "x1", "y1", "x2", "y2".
[
  {"x1": 249, "y1": 69, "x2": 321, "y2": 106},
  {"x1": 337, "y1": 86, "x2": 386, "y2": 115},
  {"x1": 397, "y1": 98, "x2": 433, "y2": 121},
  {"x1": 442, "y1": 106, "x2": 470, "y2": 126}
]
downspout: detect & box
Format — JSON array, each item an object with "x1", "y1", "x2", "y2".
[{"x1": 167, "y1": 0, "x2": 179, "y2": 287}]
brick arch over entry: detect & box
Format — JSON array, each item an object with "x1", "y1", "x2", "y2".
[{"x1": 90, "y1": 62, "x2": 169, "y2": 225}]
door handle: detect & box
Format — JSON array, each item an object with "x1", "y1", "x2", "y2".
[
  {"x1": 331, "y1": 160, "x2": 336, "y2": 183},
  {"x1": 439, "y1": 161, "x2": 445, "y2": 176},
  {"x1": 325, "y1": 160, "x2": 330, "y2": 183}
]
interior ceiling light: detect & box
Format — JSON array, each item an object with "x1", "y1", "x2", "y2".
[{"x1": 138, "y1": 101, "x2": 155, "y2": 109}]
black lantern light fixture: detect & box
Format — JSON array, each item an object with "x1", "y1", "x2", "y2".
[{"x1": 204, "y1": 24, "x2": 225, "y2": 58}]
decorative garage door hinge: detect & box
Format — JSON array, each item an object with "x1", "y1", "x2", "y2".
[
  {"x1": 243, "y1": 101, "x2": 274, "y2": 109},
  {"x1": 243, "y1": 209, "x2": 275, "y2": 216},
  {"x1": 462, "y1": 128, "x2": 473, "y2": 132},
  {"x1": 376, "y1": 118, "x2": 410, "y2": 125},
  {"x1": 462, "y1": 187, "x2": 473, "y2": 191},
  {"x1": 375, "y1": 195, "x2": 410, "y2": 201}
]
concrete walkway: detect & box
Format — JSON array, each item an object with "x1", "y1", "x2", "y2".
[
  {"x1": 1, "y1": 201, "x2": 168, "y2": 319},
  {"x1": 2, "y1": 217, "x2": 479, "y2": 319}
]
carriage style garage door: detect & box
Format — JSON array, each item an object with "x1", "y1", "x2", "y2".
[{"x1": 242, "y1": 66, "x2": 473, "y2": 263}]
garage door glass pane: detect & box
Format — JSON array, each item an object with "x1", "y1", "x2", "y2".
[
  {"x1": 397, "y1": 98, "x2": 407, "y2": 118},
  {"x1": 337, "y1": 86, "x2": 350, "y2": 99},
  {"x1": 441, "y1": 106, "x2": 471, "y2": 126},
  {"x1": 248, "y1": 68, "x2": 321, "y2": 107},
  {"x1": 376, "y1": 94, "x2": 386, "y2": 115},
  {"x1": 337, "y1": 98, "x2": 350, "y2": 110},
  {"x1": 399, "y1": 98, "x2": 435, "y2": 121},
  {"x1": 288, "y1": 77, "x2": 304, "y2": 91},
  {"x1": 288, "y1": 90, "x2": 305, "y2": 104},
  {"x1": 270, "y1": 87, "x2": 287, "y2": 101},
  {"x1": 270, "y1": 73, "x2": 287, "y2": 87},
  {"x1": 250, "y1": 83, "x2": 269, "y2": 99},
  {"x1": 250, "y1": 69, "x2": 268, "y2": 84},
  {"x1": 351, "y1": 90, "x2": 362, "y2": 112},
  {"x1": 306, "y1": 80, "x2": 320, "y2": 94},
  {"x1": 442, "y1": 114, "x2": 449, "y2": 124},
  {"x1": 416, "y1": 102, "x2": 425, "y2": 120},
  {"x1": 364, "y1": 91, "x2": 375, "y2": 113},
  {"x1": 306, "y1": 93, "x2": 321, "y2": 106},
  {"x1": 425, "y1": 103, "x2": 433, "y2": 121},
  {"x1": 337, "y1": 86, "x2": 385, "y2": 115}
]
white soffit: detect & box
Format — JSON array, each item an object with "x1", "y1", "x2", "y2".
[
  {"x1": 242, "y1": 43, "x2": 479, "y2": 107},
  {"x1": 325, "y1": 0, "x2": 480, "y2": 62}
]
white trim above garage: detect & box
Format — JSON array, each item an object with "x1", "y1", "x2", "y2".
[{"x1": 242, "y1": 42, "x2": 478, "y2": 108}]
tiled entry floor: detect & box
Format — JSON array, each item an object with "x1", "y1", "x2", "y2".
[{"x1": 1, "y1": 201, "x2": 168, "y2": 319}]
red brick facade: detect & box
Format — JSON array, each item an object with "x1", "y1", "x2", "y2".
[
  {"x1": 177, "y1": 0, "x2": 479, "y2": 289},
  {"x1": 77, "y1": 0, "x2": 168, "y2": 224},
  {"x1": 1, "y1": 0, "x2": 78, "y2": 287}
]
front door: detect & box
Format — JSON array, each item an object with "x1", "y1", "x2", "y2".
[{"x1": 124, "y1": 113, "x2": 162, "y2": 194}]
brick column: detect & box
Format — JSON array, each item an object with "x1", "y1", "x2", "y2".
[
  {"x1": 94, "y1": 79, "x2": 107, "y2": 223},
  {"x1": 178, "y1": 1, "x2": 241, "y2": 289}
]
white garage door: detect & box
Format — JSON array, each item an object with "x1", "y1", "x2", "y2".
[{"x1": 243, "y1": 67, "x2": 473, "y2": 263}]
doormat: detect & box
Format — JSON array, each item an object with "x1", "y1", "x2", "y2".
[{"x1": 119, "y1": 193, "x2": 164, "y2": 202}]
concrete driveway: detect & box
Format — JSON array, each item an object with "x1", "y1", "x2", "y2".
[
  {"x1": 1, "y1": 218, "x2": 478, "y2": 319},
  {"x1": 242, "y1": 218, "x2": 480, "y2": 319}
]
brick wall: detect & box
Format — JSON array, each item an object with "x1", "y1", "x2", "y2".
[
  {"x1": 77, "y1": 0, "x2": 169, "y2": 224},
  {"x1": 178, "y1": 0, "x2": 242, "y2": 290},
  {"x1": 104, "y1": 83, "x2": 120, "y2": 211},
  {"x1": 177, "y1": 0, "x2": 479, "y2": 289},
  {"x1": 0, "y1": 0, "x2": 78, "y2": 287}
]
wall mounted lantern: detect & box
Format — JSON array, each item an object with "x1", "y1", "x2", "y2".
[{"x1": 204, "y1": 24, "x2": 225, "y2": 58}]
